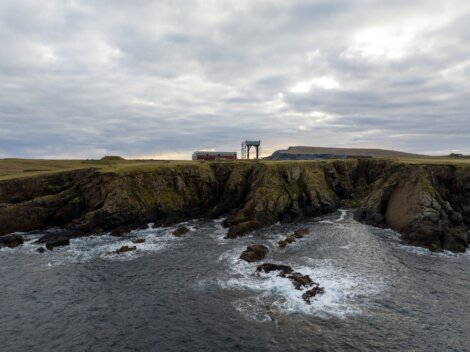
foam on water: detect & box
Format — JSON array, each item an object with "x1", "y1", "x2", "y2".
[
  {"x1": 5, "y1": 224, "x2": 188, "y2": 266},
  {"x1": 217, "y1": 247, "x2": 385, "y2": 321},
  {"x1": 335, "y1": 209, "x2": 348, "y2": 222},
  {"x1": 378, "y1": 228, "x2": 460, "y2": 258}
]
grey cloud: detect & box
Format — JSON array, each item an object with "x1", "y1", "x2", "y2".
[{"x1": 1, "y1": 0, "x2": 470, "y2": 158}]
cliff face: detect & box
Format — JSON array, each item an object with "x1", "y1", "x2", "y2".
[{"x1": 0, "y1": 160, "x2": 469, "y2": 252}]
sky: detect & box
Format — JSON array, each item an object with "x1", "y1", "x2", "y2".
[{"x1": 1, "y1": 0, "x2": 470, "y2": 159}]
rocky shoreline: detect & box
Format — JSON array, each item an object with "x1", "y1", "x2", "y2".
[{"x1": 0, "y1": 159, "x2": 469, "y2": 252}]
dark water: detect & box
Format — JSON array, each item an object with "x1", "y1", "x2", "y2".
[{"x1": 1, "y1": 211, "x2": 470, "y2": 352}]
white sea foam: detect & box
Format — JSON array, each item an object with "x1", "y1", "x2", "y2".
[
  {"x1": 21, "y1": 224, "x2": 183, "y2": 266},
  {"x1": 335, "y1": 209, "x2": 348, "y2": 222},
  {"x1": 379, "y1": 228, "x2": 459, "y2": 257},
  {"x1": 217, "y1": 247, "x2": 385, "y2": 321},
  {"x1": 318, "y1": 220, "x2": 333, "y2": 225}
]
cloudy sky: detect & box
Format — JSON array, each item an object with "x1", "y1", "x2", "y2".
[{"x1": 1, "y1": 0, "x2": 470, "y2": 159}]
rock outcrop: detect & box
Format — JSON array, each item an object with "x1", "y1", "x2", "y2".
[
  {"x1": 239, "y1": 244, "x2": 269, "y2": 262},
  {"x1": 354, "y1": 164, "x2": 469, "y2": 252},
  {"x1": 172, "y1": 226, "x2": 190, "y2": 237},
  {"x1": 0, "y1": 160, "x2": 469, "y2": 252},
  {"x1": 0, "y1": 234, "x2": 24, "y2": 248}
]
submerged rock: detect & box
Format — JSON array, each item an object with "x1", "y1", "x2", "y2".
[
  {"x1": 36, "y1": 247, "x2": 45, "y2": 253},
  {"x1": 132, "y1": 238, "x2": 146, "y2": 244},
  {"x1": 172, "y1": 226, "x2": 190, "y2": 237},
  {"x1": 46, "y1": 239, "x2": 70, "y2": 250},
  {"x1": 115, "y1": 245, "x2": 136, "y2": 254},
  {"x1": 278, "y1": 229, "x2": 309, "y2": 248},
  {"x1": 0, "y1": 234, "x2": 24, "y2": 248},
  {"x1": 277, "y1": 239, "x2": 288, "y2": 248},
  {"x1": 239, "y1": 244, "x2": 268, "y2": 262},
  {"x1": 293, "y1": 228, "x2": 310, "y2": 237}
]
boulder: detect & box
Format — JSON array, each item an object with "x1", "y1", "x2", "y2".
[
  {"x1": 36, "y1": 247, "x2": 45, "y2": 253},
  {"x1": 0, "y1": 234, "x2": 24, "y2": 248},
  {"x1": 172, "y1": 226, "x2": 190, "y2": 237},
  {"x1": 239, "y1": 244, "x2": 269, "y2": 262},
  {"x1": 225, "y1": 220, "x2": 263, "y2": 239},
  {"x1": 115, "y1": 245, "x2": 136, "y2": 254}
]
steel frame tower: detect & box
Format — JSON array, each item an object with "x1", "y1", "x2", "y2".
[{"x1": 241, "y1": 140, "x2": 261, "y2": 159}]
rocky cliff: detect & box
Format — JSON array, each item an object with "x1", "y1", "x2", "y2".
[{"x1": 0, "y1": 160, "x2": 469, "y2": 252}]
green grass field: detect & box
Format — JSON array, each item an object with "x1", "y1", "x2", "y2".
[{"x1": 1, "y1": 156, "x2": 470, "y2": 181}]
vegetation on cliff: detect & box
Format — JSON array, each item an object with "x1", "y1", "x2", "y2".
[{"x1": 0, "y1": 158, "x2": 469, "y2": 252}]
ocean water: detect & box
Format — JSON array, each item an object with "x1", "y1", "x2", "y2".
[{"x1": 1, "y1": 211, "x2": 470, "y2": 352}]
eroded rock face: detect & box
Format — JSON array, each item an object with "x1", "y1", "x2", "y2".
[
  {"x1": 354, "y1": 166, "x2": 469, "y2": 252},
  {"x1": 0, "y1": 159, "x2": 469, "y2": 252},
  {"x1": 239, "y1": 244, "x2": 268, "y2": 262}
]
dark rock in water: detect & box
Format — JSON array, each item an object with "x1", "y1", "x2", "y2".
[
  {"x1": 302, "y1": 285, "x2": 325, "y2": 304},
  {"x1": 0, "y1": 234, "x2": 24, "y2": 248},
  {"x1": 115, "y1": 245, "x2": 136, "y2": 254},
  {"x1": 277, "y1": 239, "x2": 288, "y2": 248},
  {"x1": 286, "y1": 273, "x2": 313, "y2": 290},
  {"x1": 278, "y1": 230, "x2": 308, "y2": 248},
  {"x1": 294, "y1": 228, "x2": 309, "y2": 237},
  {"x1": 36, "y1": 247, "x2": 45, "y2": 253},
  {"x1": 36, "y1": 230, "x2": 81, "y2": 244},
  {"x1": 285, "y1": 236, "x2": 296, "y2": 244},
  {"x1": 239, "y1": 244, "x2": 269, "y2": 262},
  {"x1": 132, "y1": 238, "x2": 146, "y2": 244},
  {"x1": 225, "y1": 221, "x2": 263, "y2": 239},
  {"x1": 46, "y1": 239, "x2": 70, "y2": 250},
  {"x1": 172, "y1": 226, "x2": 190, "y2": 237},
  {"x1": 256, "y1": 263, "x2": 293, "y2": 275}
]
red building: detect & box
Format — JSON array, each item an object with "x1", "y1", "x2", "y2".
[{"x1": 192, "y1": 151, "x2": 237, "y2": 160}]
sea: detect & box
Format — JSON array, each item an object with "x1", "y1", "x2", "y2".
[{"x1": 1, "y1": 210, "x2": 469, "y2": 352}]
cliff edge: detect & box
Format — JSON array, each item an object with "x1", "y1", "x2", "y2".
[{"x1": 0, "y1": 159, "x2": 469, "y2": 252}]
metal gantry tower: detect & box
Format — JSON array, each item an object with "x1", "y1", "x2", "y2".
[{"x1": 241, "y1": 140, "x2": 261, "y2": 159}]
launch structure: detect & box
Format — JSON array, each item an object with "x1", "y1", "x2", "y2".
[{"x1": 241, "y1": 140, "x2": 261, "y2": 159}]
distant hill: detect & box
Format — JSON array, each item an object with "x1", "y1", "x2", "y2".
[{"x1": 270, "y1": 146, "x2": 422, "y2": 160}]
